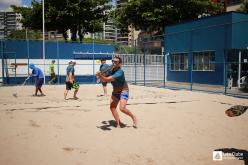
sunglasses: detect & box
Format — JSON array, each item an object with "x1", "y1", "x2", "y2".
[{"x1": 112, "y1": 60, "x2": 120, "y2": 64}]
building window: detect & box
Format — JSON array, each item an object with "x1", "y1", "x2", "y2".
[
  {"x1": 170, "y1": 53, "x2": 188, "y2": 71},
  {"x1": 193, "y1": 51, "x2": 215, "y2": 71}
]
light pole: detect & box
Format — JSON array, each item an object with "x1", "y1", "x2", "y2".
[
  {"x1": 42, "y1": 0, "x2": 46, "y2": 84},
  {"x1": 238, "y1": 50, "x2": 241, "y2": 88}
]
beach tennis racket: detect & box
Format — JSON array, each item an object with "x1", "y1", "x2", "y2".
[
  {"x1": 12, "y1": 75, "x2": 31, "y2": 97},
  {"x1": 100, "y1": 65, "x2": 112, "y2": 75},
  {"x1": 225, "y1": 105, "x2": 247, "y2": 117},
  {"x1": 72, "y1": 81, "x2": 80, "y2": 89},
  {"x1": 96, "y1": 65, "x2": 112, "y2": 83},
  {"x1": 22, "y1": 75, "x2": 31, "y2": 86}
]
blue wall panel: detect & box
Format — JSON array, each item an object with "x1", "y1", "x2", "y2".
[
  {"x1": 4, "y1": 40, "x2": 28, "y2": 58},
  {"x1": 3, "y1": 40, "x2": 114, "y2": 60},
  {"x1": 45, "y1": 42, "x2": 58, "y2": 59},
  {"x1": 2, "y1": 40, "x2": 114, "y2": 84},
  {"x1": 231, "y1": 21, "x2": 248, "y2": 49},
  {"x1": 3, "y1": 75, "x2": 96, "y2": 85},
  {"x1": 58, "y1": 42, "x2": 83, "y2": 59},
  {"x1": 165, "y1": 32, "x2": 191, "y2": 52},
  {"x1": 167, "y1": 71, "x2": 190, "y2": 82},
  {"x1": 230, "y1": 12, "x2": 248, "y2": 49},
  {"x1": 29, "y1": 41, "x2": 43, "y2": 59},
  {"x1": 165, "y1": 13, "x2": 231, "y2": 34}
]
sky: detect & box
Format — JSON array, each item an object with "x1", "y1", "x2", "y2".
[
  {"x1": 22, "y1": 0, "x2": 32, "y2": 6},
  {"x1": 0, "y1": 0, "x2": 115, "y2": 12},
  {"x1": 0, "y1": 0, "x2": 30, "y2": 11}
]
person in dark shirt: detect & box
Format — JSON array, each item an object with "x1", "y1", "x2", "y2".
[
  {"x1": 98, "y1": 59, "x2": 109, "y2": 96},
  {"x1": 64, "y1": 60, "x2": 79, "y2": 100}
]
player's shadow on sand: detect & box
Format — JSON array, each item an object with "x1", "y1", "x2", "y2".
[
  {"x1": 66, "y1": 98, "x2": 79, "y2": 100},
  {"x1": 97, "y1": 120, "x2": 126, "y2": 131},
  {"x1": 214, "y1": 148, "x2": 248, "y2": 165}
]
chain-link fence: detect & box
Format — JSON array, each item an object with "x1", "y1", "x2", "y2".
[
  {"x1": 1, "y1": 29, "x2": 248, "y2": 98},
  {"x1": 161, "y1": 16, "x2": 248, "y2": 98},
  {"x1": 0, "y1": 39, "x2": 114, "y2": 85}
]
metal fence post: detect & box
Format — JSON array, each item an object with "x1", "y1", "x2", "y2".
[
  {"x1": 134, "y1": 40, "x2": 137, "y2": 85},
  {"x1": 223, "y1": 24, "x2": 228, "y2": 95},
  {"x1": 163, "y1": 51, "x2": 166, "y2": 88},
  {"x1": 14, "y1": 53, "x2": 16, "y2": 84},
  {"x1": 189, "y1": 30, "x2": 193, "y2": 91},
  {"x1": 1, "y1": 40, "x2": 4, "y2": 84},
  {"x1": 57, "y1": 41, "x2": 60, "y2": 84},
  {"x1": 27, "y1": 39, "x2": 30, "y2": 81},
  {"x1": 144, "y1": 41, "x2": 146, "y2": 86},
  {"x1": 224, "y1": 49, "x2": 227, "y2": 95},
  {"x1": 93, "y1": 42, "x2": 95, "y2": 83}
]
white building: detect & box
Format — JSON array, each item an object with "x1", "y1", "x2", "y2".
[
  {"x1": 0, "y1": 12, "x2": 22, "y2": 39},
  {"x1": 103, "y1": 13, "x2": 117, "y2": 42},
  {"x1": 116, "y1": 0, "x2": 140, "y2": 47},
  {"x1": 84, "y1": 2, "x2": 117, "y2": 42}
]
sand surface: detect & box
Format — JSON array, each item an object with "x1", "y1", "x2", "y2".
[{"x1": 0, "y1": 84, "x2": 247, "y2": 165}]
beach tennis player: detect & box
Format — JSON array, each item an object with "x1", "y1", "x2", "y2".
[
  {"x1": 96, "y1": 55, "x2": 137, "y2": 128},
  {"x1": 48, "y1": 60, "x2": 56, "y2": 85},
  {"x1": 64, "y1": 60, "x2": 80, "y2": 100},
  {"x1": 29, "y1": 63, "x2": 45, "y2": 96},
  {"x1": 98, "y1": 59, "x2": 109, "y2": 96}
]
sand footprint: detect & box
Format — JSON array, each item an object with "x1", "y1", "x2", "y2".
[{"x1": 29, "y1": 120, "x2": 40, "y2": 127}]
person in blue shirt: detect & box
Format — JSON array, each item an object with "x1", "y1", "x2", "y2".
[
  {"x1": 96, "y1": 55, "x2": 137, "y2": 128},
  {"x1": 64, "y1": 60, "x2": 79, "y2": 100},
  {"x1": 98, "y1": 58, "x2": 109, "y2": 96},
  {"x1": 29, "y1": 63, "x2": 45, "y2": 96}
]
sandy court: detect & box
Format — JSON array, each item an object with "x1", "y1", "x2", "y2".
[{"x1": 0, "y1": 84, "x2": 247, "y2": 165}]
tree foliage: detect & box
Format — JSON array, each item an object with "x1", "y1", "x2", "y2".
[
  {"x1": 7, "y1": 30, "x2": 42, "y2": 40},
  {"x1": 11, "y1": 0, "x2": 111, "y2": 41},
  {"x1": 112, "y1": 0, "x2": 224, "y2": 33}
]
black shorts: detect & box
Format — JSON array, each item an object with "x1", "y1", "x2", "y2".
[
  {"x1": 50, "y1": 73, "x2": 56, "y2": 79},
  {"x1": 101, "y1": 82, "x2": 107, "y2": 86},
  {"x1": 66, "y1": 81, "x2": 80, "y2": 90},
  {"x1": 66, "y1": 81, "x2": 73, "y2": 90},
  {"x1": 35, "y1": 78, "x2": 44, "y2": 87}
]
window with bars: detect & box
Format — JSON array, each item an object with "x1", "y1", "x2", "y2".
[
  {"x1": 170, "y1": 53, "x2": 188, "y2": 71},
  {"x1": 193, "y1": 51, "x2": 215, "y2": 71}
]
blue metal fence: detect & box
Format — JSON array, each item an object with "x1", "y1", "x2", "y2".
[
  {"x1": 1, "y1": 12, "x2": 248, "y2": 98},
  {"x1": 0, "y1": 40, "x2": 114, "y2": 84}
]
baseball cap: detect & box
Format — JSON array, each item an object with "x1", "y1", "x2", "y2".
[
  {"x1": 29, "y1": 63, "x2": 35, "y2": 69},
  {"x1": 69, "y1": 60, "x2": 76, "y2": 64}
]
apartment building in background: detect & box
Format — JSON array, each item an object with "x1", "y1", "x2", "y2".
[
  {"x1": 0, "y1": 12, "x2": 22, "y2": 39},
  {"x1": 103, "y1": 17, "x2": 117, "y2": 42},
  {"x1": 116, "y1": 0, "x2": 129, "y2": 46},
  {"x1": 84, "y1": 2, "x2": 117, "y2": 42},
  {"x1": 84, "y1": 0, "x2": 134, "y2": 46},
  {"x1": 116, "y1": 0, "x2": 140, "y2": 47}
]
